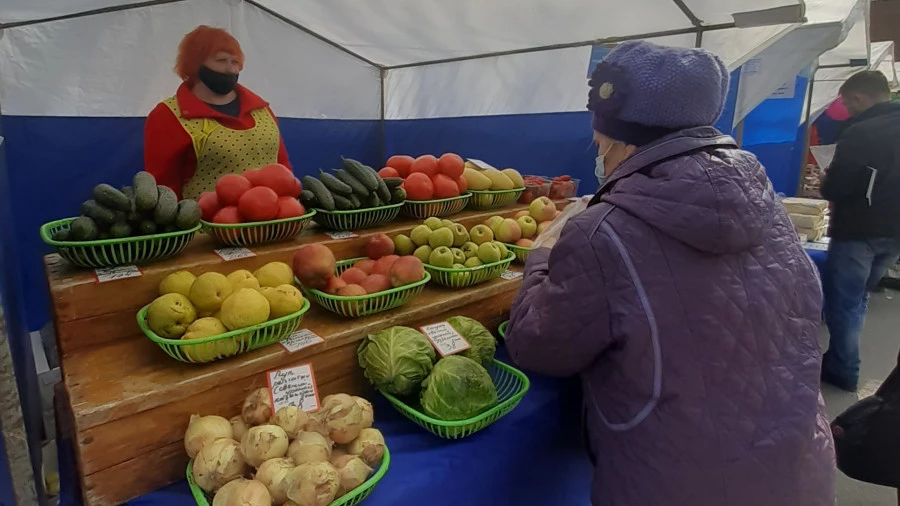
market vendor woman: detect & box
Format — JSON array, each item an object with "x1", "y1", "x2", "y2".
[{"x1": 144, "y1": 25, "x2": 291, "y2": 199}]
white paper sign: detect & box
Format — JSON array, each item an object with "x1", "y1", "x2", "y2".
[
  {"x1": 325, "y1": 231, "x2": 358, "y2": 240},
  {"x1": 214, "y1": 247, "x2": 256, "y2": 261},
  {"x1": 804, "y1": 242, "x2": 829, "y2": 252},
  {"x1": 267, "y1": 363, "x2": 320, "y2": 413},
  {"x1": 769, "y1": 79, "x2": 796, "y2": 99},
  {"x1": 280, "y1": 329, "x2": 325, "y2": 354},
  {"x1": 94, "y1": 265, "x2": 142, "y2": 283},
  {"x1": 421, "y1": 322, "x2": 470, "y2": 357},
  {"x1": 500, "y1": 270, "x2": 523, "y2": 280},
  {"x1": 466, "y1": 159, "x2": 497, "y2": 170},
  {"x1": 809, "y1": 145, "x2": 836, "y2": 169}
]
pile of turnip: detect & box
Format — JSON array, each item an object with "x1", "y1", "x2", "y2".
[{"x1": 184, "y1": 389, "x2": 385, "y2": 506}]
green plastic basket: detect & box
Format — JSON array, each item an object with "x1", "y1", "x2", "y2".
[
  {"x1": 136, "y1": 298, "x2": 310, "y2": 364},
  {"x1": 313, "y1": 203, "x2": 403, "y2": 231},
  {"x1": 201, "y1": 210, "x2": 316, "y2": 247},
  {"x1": 466, "y1": 188, "x2": 525, "y2": 210},
  {"x1": 400, "y1": 194, "x2": 471, "y2": 219},
  {"x1": 380, "y1": 360, "x2": 530, "y2": 439},
  {"x1": 498, "y1": 321, "x2": 508, "y2": 339},
  {"x1": 424, "y1": 251, "x2": 515, "y2": 288},
  {"x1": 299, "y1": 257, "x2": 431, "y2": 318},
  {"x1": 40, "y1": 218, "x2": 201, "y2": 268},
  {"x1": 504, "y1": 242, "x2": 534, "y2": 263},
  {"x1": 186, "y1": 445, "x2": 391, "y2": 506}
]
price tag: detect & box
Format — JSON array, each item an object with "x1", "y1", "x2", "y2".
[
  {"x1": 804, "y1": 242, "x2": 829, "y2": 252},
  {"x1": 280, "y1": 329, "x2": 324, "y2": 354},
  {"x1": 267, "y1": 363, "x2": 320, "y2": 413},
  {"x1": 94, "y1": 265, "x2": 142, "y2": 283},
  {"x1": 466, "y1": 158, "x2": 497, "y2": 170},
  {"x1": 214, "y1": 247, "x2": 256, "y2": 261},
  {"x1": 500, "y1": 270, "x2": 523, "y2": 280},
  {"x1": 420, "y1": 322, "x2": 470, "y2": 357},
  {"x1": 325, "y1": 231, "x2": 358, "y2": 240}
]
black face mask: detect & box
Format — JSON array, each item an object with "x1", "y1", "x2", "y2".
[{"x1": 198, "y1": 65, "x2": 239, "y2": 95}]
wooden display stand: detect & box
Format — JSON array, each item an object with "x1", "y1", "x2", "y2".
[{"x1": 46, "y1": 203, "x2": 550, "y2": 506}]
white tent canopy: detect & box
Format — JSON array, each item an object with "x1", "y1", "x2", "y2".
[{"x1": 807, "y1": 40, "x2": 894, "y2": 123}]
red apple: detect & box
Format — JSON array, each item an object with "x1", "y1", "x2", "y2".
[{"x1": 365, "y1": 233, "x2": 395, "y2": 260}]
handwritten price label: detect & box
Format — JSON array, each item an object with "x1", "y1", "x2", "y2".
[
  {"x1": 325, "y1": 231, "x2": 358, "y2": 240},
  {"x1": 280, "y1": 329, "x2": 324, "y2": 354},
  {"x1": 267, "y1": 363, "x2": 320, "y2": 413},
  {"x1": 214, "y1": 247, "x2": 256, "y2": 261},
  {"x1": 466, "y1": 158, "x2": 497, "y2": 170},
  {"x1": 421, "y1": 322, "x2": 470, "y2": 357},
  {"x1": 500, "y1": 270, "x2": 523, "y2": 280},
  {"x1": 94, "y1": 265, "x2": 142, "y2": 283}
]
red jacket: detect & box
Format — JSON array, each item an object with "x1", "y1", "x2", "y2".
[{"x1": 144, "y1": 83, "x2": 291, "y2": 198}]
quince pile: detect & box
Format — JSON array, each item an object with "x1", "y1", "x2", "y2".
[{"x1": 145, "y1": 262, "x2": 305, "y2": 361}]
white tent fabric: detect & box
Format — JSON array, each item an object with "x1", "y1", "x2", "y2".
[{"x1": 807, "y1": 40, "x2": 894, "y2": 123}]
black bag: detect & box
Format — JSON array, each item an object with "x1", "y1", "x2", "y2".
[{"x1": 831, "y1": 366, "x2": 900, "y2": 488}]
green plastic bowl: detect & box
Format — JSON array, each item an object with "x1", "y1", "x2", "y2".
[
  {"x1": 498, "y1": 321, "x2": 508, "y2": 339},
  {"x1": 186, "y1": 445, "x2": 391, "y2": 506},
  {"x1": 136, "y1": 298, "x2": 310, "y2": 364},
  {"x1": 504, "y1": 242, "x2": 534, "y2": 263},
  {"x1": 200, "y1": 210, "x2": 316, "y2": 246},
  {"x1": 299, "y1": 257, "x2": 431, "y2": 318},
  {"x1": 466, "y1": 188, "x2": 525, "y2": 210},
  {"x1": 380, "y1": 360, "x2": 530, "y2": 439},
  {"x1": 40, "y1": 218, "x2": 201, "y2": 268},
  {"x1": 424, "y1": 251, "x2": 515, "y2": 288},
  {"x1": 313, "y1": 203, "x2": 403, "y2": 231},
  {"x1": 400, "y1": 194, "x2": 471, "y2": 219}
]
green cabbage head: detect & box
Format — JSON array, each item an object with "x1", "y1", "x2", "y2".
[
  {"x1": 357, "y1": 326, "x2": 436, "y2": 396},
  {"x1": 420, "y1": 355, "x2": 498, "y2": 421},
  {"x1": 447, "y1": 315, "x2": 496, "y2": 368}
]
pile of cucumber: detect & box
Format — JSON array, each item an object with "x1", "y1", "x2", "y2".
[
  {"x1": 300, "y1": 158, "x2": 406, "y2": 211},
  {"x1": 54, "y1": 171, "x2": 202, "y2": 242}
]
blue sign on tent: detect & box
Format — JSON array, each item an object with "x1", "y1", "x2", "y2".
[{"x1": 587, "y1": 45, "x2": 615, "y2": 77}]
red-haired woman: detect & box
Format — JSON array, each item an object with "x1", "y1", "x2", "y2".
[{"x1": 144, "y1": 25, "x2": 291, "y2": 199}]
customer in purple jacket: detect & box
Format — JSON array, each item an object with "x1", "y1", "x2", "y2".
[{"x1": 505, "y1": 41, "x2": 835, "y2": 506}]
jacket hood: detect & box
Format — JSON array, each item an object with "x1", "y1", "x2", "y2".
[{"x1": 602, "y1": 133, "x2": 776, "y2": 254}]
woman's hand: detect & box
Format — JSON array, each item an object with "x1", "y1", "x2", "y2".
[{"x1": 532, "y1": 196, "x2": 591, "y2": 249}]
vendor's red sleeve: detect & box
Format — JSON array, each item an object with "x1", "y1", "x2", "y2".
[
  {"x1": 268, "y1": 107, "x2": 292, "y2": 170},
  {"x1": 144, "y1": 103, "x2": 196, "y2": 199}
]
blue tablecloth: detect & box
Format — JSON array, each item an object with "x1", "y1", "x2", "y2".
[
  {"x1": 806, "y1": 247, "x2": 827, "y2": 279},
  {"x1": 59, "y1": 349, "x2": 593, "y2": 506}
]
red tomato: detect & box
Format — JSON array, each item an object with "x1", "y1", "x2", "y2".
[
  {"x1": 437, "y1": 153, "x2": 465, "y2": 179},
  {"x1": 386, "y1": 155, "x2": 415, "y2": 178},
  {"x1": 456, "y1": 175, "x2": 468, "y2": 194},
  {"x1": 215, "y1": 175, "x2": 252, "y2": 206},
  {"x1": 212, "y1": 206, "x2": 242, "y2": 224},
  {"x1": 255, "y1": 164, "x2": 296, "y2": 196},
  {"x1": 243, "y1": 169, "x2": 264, "y2": 186},
  {"x1": 410, "y1": 155, "x2": 439, "y2": 178},
  {"x1": 275, "y1": 196, "x2": 306, "y2": 219},
  {"x1": 432, "y1": 174, "x2": 460, "y2": 199},
  {"x1": 404, "y1": 172, "x2": 434, "y2": 201},
  {"x1": 291, "y1": 177, "x2": 302, "y2": 198},
  {"x1": 378, "y1": 167, "x2": 400, "y2": 178},
  {"x1": 197, "y1": 192, "x2": 220, "y2": 221},
  {"x1": 237, "y1": 186, "x2": 279, "y2": 222}
]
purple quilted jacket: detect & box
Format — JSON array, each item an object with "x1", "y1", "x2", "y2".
[{"x1": 506, "y1": 127, "x2": 835, "y2": 506}]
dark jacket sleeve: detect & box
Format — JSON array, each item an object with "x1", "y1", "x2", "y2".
[{"x1": 821, "y1": 128, "x2": 871, "y2": 203}]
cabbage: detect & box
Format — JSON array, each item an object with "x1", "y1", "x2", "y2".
[
  {"x1": 447, "y1": 316, "x2": 496, "y2": 368},
  {"x1": 357, "y1": 326, "x2": 436, "y2": 396},
  {"x1": 420, "y1": 355, "x2": 498, "y2": 421}
]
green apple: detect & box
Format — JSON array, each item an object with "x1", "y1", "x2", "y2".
[
  {"x1": 451, "y1": 248, "x2": 466, "y2": 265},
  {"x1": 441, "y1": 219, "x2": 455, "y2": 229},
  {"x1": 428, "y1": 227, "x2": 454, "y2": 248},
  {"x1": 410, "y1": 224, "x2": 432, "y2": 247},
  {"x1": 413, "y1": 245, "x2": 433, "y2": 264},
  {"x1": 484, "y1": 216, "x2": 504, "y2": 231},
  {"x1": 461, "y1": 242, "x2": 479, "y2": 259},
  {"x1": 469, "y1": 224, "x2": 494, "y2": 245},
  {"x1": 450, "y1": 223, "x2": 469, "y2": 247},
  {"x1": 393, "y1": 234, "x2": 416, "y2": 256},
  {"x1": 453, "y1": 263, "x2": 466, "y2": 269},
  {"x1": 494, "y1": 241, "x2": 510, "y2": 259},
  {"x1": 477, "y1": 242, "x2": 502, "y2": 264},
  {"x1": 494, "y1": 218, "x2": 522, "y2": 243},
  {"x1": 517, "y1": 216, "x2": 538, "y2": 239},
  {"x1": 429, "y1": 246, "x2": 455, "y2": 268},
  {"x1": 423, "y1": 217, "x2": 444, "y2": 230},
  {"x1": 464, "y1": 257, "x2": 483, "y2": 268}
]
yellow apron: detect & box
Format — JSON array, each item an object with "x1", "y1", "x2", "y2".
[{"x1": 162, "y1": 96, "x2": 280, "y2": 200}]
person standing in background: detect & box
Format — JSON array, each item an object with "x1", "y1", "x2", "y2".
[{"x1": 820, "y1": 71, "x2": 900, "y2": 392}]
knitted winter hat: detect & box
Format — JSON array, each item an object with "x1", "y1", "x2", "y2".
[{"x1": 588, "y1": 41, "x2": 729, "y2": 146}]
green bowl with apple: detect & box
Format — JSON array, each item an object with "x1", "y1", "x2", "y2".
[{"x1": 424, "y1": 249, "x2": 516, "y2": 289}]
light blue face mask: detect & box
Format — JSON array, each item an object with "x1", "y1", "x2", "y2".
[{"x1": 595, "y1": 144, "x2": 613, "y2": 186}]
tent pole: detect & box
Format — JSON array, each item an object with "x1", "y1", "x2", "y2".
[
  {"x1": 0, "y1": 0, "x2": 188, "y2": 29},
  {"x1": 797, "y1": 75, "x2": 816, "y2": 197},
  {"x1": 379, "y1": 69, "x2": 387, "y2": 165},
  {"x1": 734, "y1": 120, "x2": 745, "y2": 147}
]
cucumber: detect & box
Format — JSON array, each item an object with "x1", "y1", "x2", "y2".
[
  {"x1": 366, "y1": 193, "x2": 383, "y2": 208},
  {"x1": 93, "y1": 184, "x2": 131, "y2": 212},
  {"x1": 121, "y1": 186, "x2": 134, "y2": 200},
  {"x1": 334, "y1": 169, "x2": 369, "y2": 197},
  {"x1": 390, "y1": 187, "x2": 407, "y2": 204},
  {"x1": 302, "y1": 176, "x2": 335, "y2": 211},
  {"x1": 153, "y1": 186, "x2": 178, "y2": 225},
  {"x1": 162, "y1": 223, "x2": 179, "y2": 233},
  {"x1": 133, "y1": 171, "x2": 159, "y2": 211},
  {"x1": 332, "y1": 194, "x2": 356, "y2": 210},
  {"x1": 318, "y1": 170, "x2": 353, "y2": 196},
  {"x1": 52, "y1": 229, "x2": 71, "y2": 242},
  {"x1": 299, "y1": 190, "x2": 318, "y2": 208},
  {"x1": 138, "y1": 220, "x2": 158, "y2": 235},
  {"x1": 375, "y1": 177, "x2": 392, "y2": 203},
  {"x1": 174, "y1": 200, "x2": 202, "y2": 230},
  {"x1": 342, "y1": 158, "x2": 379, "y2": 191},
  {"x1": 382, "y1": 177, "x2": 404, "y2": 191},
  {"x1": 109, "y1": 222, "x2": 132, "y2": 238},
  {"x1": 69, "y1": 216, "x2": 98, "y2": 241},
  {"x1": 80, "y1": 200, "x2": 117, "y2": 225},
  {"x1": 348, "y1": 194, "x2": 361, "y2": 209},
  {"x1": 97, "y1": 231, "x2": 110, "y2": 240}
]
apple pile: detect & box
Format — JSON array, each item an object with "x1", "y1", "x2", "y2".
[
  {"x1": 392, "y1": 217, "x2": 514, "y2": 270},
  {"x1": 380, "y1": 154, "x2": 467, "y2": 201},
  {"x1": 292, "y1": 238, "x2": 426, "y2": 297},
  {"x1": 198, "y1": 164, "x2": 306, "y2": 225},
  {"x1": 486, "y1": 196, "x2": 560, "y2": 249}
]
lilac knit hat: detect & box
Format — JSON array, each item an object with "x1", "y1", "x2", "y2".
[{"x1": 588, "y1": 40, "x2": 729, "y2": 146}]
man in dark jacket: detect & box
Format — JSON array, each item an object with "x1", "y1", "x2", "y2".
[{"x1": 821, "y1": 71, "x2": 900, "y2": 392}]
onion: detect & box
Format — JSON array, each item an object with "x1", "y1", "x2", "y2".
[
  {"x1": 255, "y1": 457, "x2": 295, "y2": 505},
  {"x1": 231, "y1": 415, "x2": 251, "y2": 441},
  {"x1": 328, "y1": 448, "x2": 348, "y2": 465},
  {"x1": 331, "y1": 454, "x2": 373, "y2": 498},
  {"x1": 286, "y1": 432, "x2": 331, "y2": 465},
  {"x1": 241, "y1": 425, "x2": 289, "y2": 468},
  {"x1": 346, "y1": 428, "x2": 385, "y2": 467},
  {"x1": 320, "y1": 394, "x2": 365, "y2": 444},
  {"x1": 284, "y1": 462, "x2": 340, "y2": 506},
  {"x1": 353, "y1": 396, "x2": 374, "y2": 430},
  {"x1": 242, "y1": 388, "x2": 274, "y2": 425},
  {"x1": 212, "y1": 478, "x2": 272, "y2": 506},
  {"x1": 272, "y1": 406, "x2": 310, "y2": 440},
  {"x1": 185, "y1": 415, "x2": 233, "y2": 459},
  {"x1": 303, "y1": 411, "x2": 330, "y2": 438},
  {"x1": 192, "y1": 438, "x2": 248, "y2": 492}
]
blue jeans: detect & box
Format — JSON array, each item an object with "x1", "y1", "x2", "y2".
[{"x1": 822, "y1": 238, "x2": 900, "y2": 388}]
